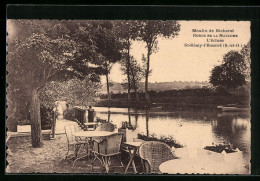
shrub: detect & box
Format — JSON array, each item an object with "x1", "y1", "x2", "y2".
[
  {"x1": 120, "y1": 121, "x2": 134, "y2": 130},
  {"x1": 137, "y1": 133, "x2": 183, "y2": 148},
  {"x1": 16, "y1": 105, "x2": 53, "y2": 129},
  {"x1": 63, "y1": 107, "x2": 75, "y2": 121},
  {"x1": 96, "y1": 117, "x2": 107, "y2": 124},
  {"x1": 17, "y1": 119, "x2": 31, "y2": 125},
  {"x1": 215, "y1": 86, "x2": 228, "y2": 95},
  {"x1": 204, "y1": 144, "x2": 236, "y2": 153},
  {"x1": 40, "y1": 105, "x2": 54, "y2": 130}
]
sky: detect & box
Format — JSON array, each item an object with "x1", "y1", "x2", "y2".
[{"x1": 102, "y1": 21, "x2": 251, "y2": 84}]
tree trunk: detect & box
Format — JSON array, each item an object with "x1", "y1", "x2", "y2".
[
  {"x1": 126, "y1": 47, "x2": 131, "y2": 105},
  {"x1": 106, "y1": 73, "x2": 111, "y2": 101},
  {"x1": 128, "y1": 107, "x2": 132, "y2": 126},
  {"x1": 145, "y1": 49, "x2": 151, "y2": 105},
  {"x1": 129, "y1": 61, "x2": 140, "y2": 104},
  {"x1": 107, "y1": 108, "x2": 111, "y2": 122},
  {"x1": 51, "y1": 110, "x2": 56, "y2": 138},
  {"x1": 145, "y1": 109, "x2": 149, "y2": 137},
  {"x1": 134, "y1": 87, "x2": 139, "y2": 103},
  {"x1": 132, "y1": 73, "x2": 139, "y2": 103},
  {"x1": 134, "y1": 109, "x2": 138, "y2": 129},
  {"x1": 30, "y1": 88, "x2": 43, "y2": 147}
]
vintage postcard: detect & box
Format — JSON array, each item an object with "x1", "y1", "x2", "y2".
[{"x1": 6, "y1": 17, "x2": 251, "y2": 175}]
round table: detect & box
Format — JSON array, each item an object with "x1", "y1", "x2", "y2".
[
  {"x1": 73, "y1": 131, "x2": 114, "y2": 138},
  {"x1": 72, "y1": 131, "x2": 115, "y2": 167},
  {"x1": 159, "y1": 158, "x2": 249, "y2": 174},
  {"x1": 73, "y1": 131, "x2": 118, "y2": 173}
]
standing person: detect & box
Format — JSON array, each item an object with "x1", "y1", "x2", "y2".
[{"x1": 87, "y1": 105, "x2": 95, "y2": 122}]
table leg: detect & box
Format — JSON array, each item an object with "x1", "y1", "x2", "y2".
[
  {"x1": 104, "y1": 156, "x2": 109, "y2": 173},
  {"x1": 124, "y1": 148, "x2": 137, "y2": 174},
  {"x1": 131, "y1": 158, "x2": 137, "y2": 174},
  {"x1": 73, "y1": 138, "x2": 92, "y2": 166}
]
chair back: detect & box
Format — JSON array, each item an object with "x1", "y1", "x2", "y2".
[
  {"x1": 139, "y1": 141, "x2": 177, "y2": 173},
  {"x1": 64, "y1": 124, "x2": 77, "y2": 144},
  {"x1": 95, "y1": 122, "x2": 115, "y2": 132},
  {"x1": 94, "y1": 133, "x2": 123, "y2": 156}
]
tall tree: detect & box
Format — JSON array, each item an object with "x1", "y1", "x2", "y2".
[
  {"x1": 117, "y1": 20, "x2": 140, "y2": 104},
  {"x1": 90, "y1": 21, "x2": 123, "y2": 101},
  {"x1": 209, "y1": 50, "x2": 246, "y2": 92},
  {"x1": 137, "y1": 20, "x2": 180, "y2": 105},
  {"x1": 120, "y1": 56, "x2": 143, "y2": 103},
  {"x1": 129, "y1": 56, "x2": 143, "y2": 102},
  {"x1": 7, "y1": 20, "x2": 104, "y2": 147}
]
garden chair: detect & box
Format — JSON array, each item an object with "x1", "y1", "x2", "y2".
[
  {"x1": 139, "y1": 141, "x2": 178, "y2": 173},
  {"x1": 95, "y1": 122, "x2": 115, "y2": 132},
  {"x1": 64, "y1": 124, "x2": 89, "y2": 162},
  {"x1": 92, "y1": 122, "x2": 116, "y2": 143},
  {"x1": 91, "y1": 133, "x2": 124, "y2": 173}
]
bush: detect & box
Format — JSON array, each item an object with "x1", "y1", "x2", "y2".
[
  {"x1": 137, "y1": 133, "x2": 183, "y2": 148},
  {"x1": 204, "y1": 144, "x2": 236, "y2": 153},
  {"x1": 63, "y1": 108, "x2": 75, "y2": 121},
  {"x1": 96, "y1": 117, "x2": 107, "y2": 124},
  {"x1": 215, "y1": 86, "x2": 228, "y2": 95},
  {"x1": 17, "y1": 119, "x2": 31, "y2": 125},
  {"x1": 120, "y1": 121, "x2": 134, "y2": 130},
  {"x1": 15, "y1": 105, "x2": 53, "y2": 130},
  {"x1": 40, "y1": 105, "x2": 54, "y2": 130}
]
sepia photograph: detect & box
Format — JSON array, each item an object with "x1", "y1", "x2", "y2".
[{"x1": 6, "y1": 19, "x2": 251, "y2": 174}]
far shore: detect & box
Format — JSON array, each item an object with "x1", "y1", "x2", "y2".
[{"x1": 94, "y1": 94, "x2": 250, "y2": 111}]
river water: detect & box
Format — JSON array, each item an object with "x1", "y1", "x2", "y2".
[{"x1": 93, "y1": 107, "x2": 251, "y2": 169}]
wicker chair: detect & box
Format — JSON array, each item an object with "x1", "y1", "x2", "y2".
[
  {"x1": 64, "y1": 124, "x2": 89, "y2": 160},
  {"x1": 92, "y1": 133, "x2": 124, "y2": 173},
  {"x1": 92, "y1": 122, "x2": 116, "y2": 143},
  {"x1": 139, "y1": 141, "x2": 178, "y2": 173},
  {"x1": 95, "y1": 122, "x2": 115, "y2": 132}
]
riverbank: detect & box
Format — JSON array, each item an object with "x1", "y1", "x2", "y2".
[{"x1": 95, "y1": 94, "x2": 250, "y2": 111}]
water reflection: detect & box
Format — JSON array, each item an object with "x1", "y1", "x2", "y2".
[
  {"x1": 128, "y1": 108, "x2": 132, "y2": 127},
  {"x1": 107, "y1": 107, "x2": 111, "y2": 122},
  {"x1": 212, "y1": 113, "x2": 250, "y2": 154},
  {"x1": 94, "y1": 107, "x2": 250, "y2": 165},
  {"x1": 145, "y1": 109, "x2": 149, "y2": 136},
  {"x1": 133, "y1": 109, "x2": 138, "y2": 130}
]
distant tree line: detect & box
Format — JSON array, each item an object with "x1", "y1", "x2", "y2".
[
  {"x1": 99, "y1": 81, "x2": 210, "y2": 94},
  {"x1": 99, "y1": 86, "x2": 249, "y2": 100}
]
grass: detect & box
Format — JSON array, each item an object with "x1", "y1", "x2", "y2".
[{"x1": 6, "y1": 135, "x2": 140, "y2": 174}]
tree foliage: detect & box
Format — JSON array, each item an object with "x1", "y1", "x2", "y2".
[
  {"x1": 41, "y1": 78, "x2": 101, "y2": 108},
  {"x1": 6, "y1": 19, "x2": 182, "y2": 146},
  {"x1": 6, "y1": 20, "x2": 107, "y2": 147},
  {"x1": 116, "y1": 20, "x2": 140, "y2": 103},
  {"x1": 90, "y1": 21, "x2": 123, "y2": 101},
  {"x1": 121, "y1": 56, "x2": 144, "y2": 99},
  {"x1": 209, "y1": 50, "x2": 246, "y2": 91}
]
